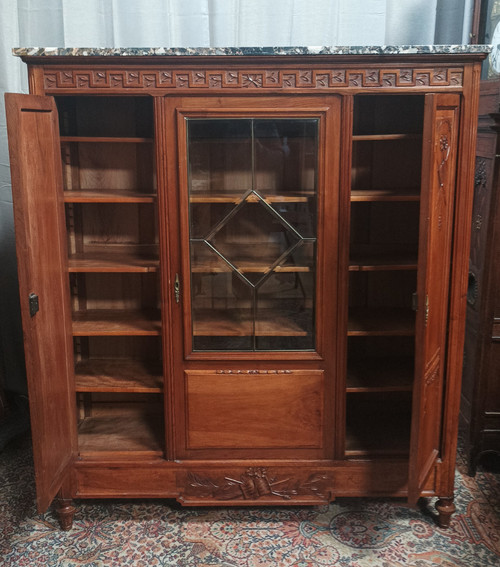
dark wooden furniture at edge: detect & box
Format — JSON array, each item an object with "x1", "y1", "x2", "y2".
[
  {"x1": 461, "y1": 79, "x2": 500, "y2": 473},
  {"x1": 5, "y1": 47, "x2": 487, "y2": 530}
]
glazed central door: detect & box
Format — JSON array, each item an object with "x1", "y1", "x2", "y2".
[
  {"x1": 187, "y1": 117, "x2": 318, "y2": 352},
  {"x1": 166, "y1": 96, "x2": 341, "y2": 459}
]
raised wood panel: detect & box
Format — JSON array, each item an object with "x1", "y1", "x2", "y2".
[{"x1": 185, "y1": 370, "x2": 324, "y2": 450}]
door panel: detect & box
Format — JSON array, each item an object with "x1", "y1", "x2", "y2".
[
  {"x1": 166, "y1": 96, "x2": 340, "y2": 460},
  {"x1": 172, "y1": 98, "x2": 340, "y2": 363},
  {"x1": 185, "y1": 370, "x2": 324, "y2": 451},
  {"x1": 5, "y1": 94, "x2": 76, "y2": 512},
  {"x1": 409, "y1": 94, "x2": 461, "y2": 503}
]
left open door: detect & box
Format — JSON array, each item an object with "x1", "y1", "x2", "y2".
[{"x1": 5, "y1": 93, "x2": 76, "y2": 513}]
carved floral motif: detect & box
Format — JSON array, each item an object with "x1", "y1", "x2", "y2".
[
  {"x1": 424, "y1": 350, "x2": 440, "y2": 387},
  {"x1": 43, "y1": 67, "x2": 464, "y2": 92},
  {"x1": 436, "y1": 120, "x2": 453, "y2": 233},
  {"x1": 438, "y1": 132, "x2": 451, "y2": 189},
  {"x1": 184, "y1": 467, "x2": 332, "y2": 502},
  {"x1": 439, "y1": 135, "x2": 449, "y2": 152}
]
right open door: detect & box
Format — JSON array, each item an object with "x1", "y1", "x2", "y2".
[{"x1": 408, "y1": 93, "x2": 461, "y2": 504}]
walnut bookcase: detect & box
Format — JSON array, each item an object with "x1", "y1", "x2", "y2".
[{"x1": 5, "y1": 47, "x2": 487, "y2": 529}]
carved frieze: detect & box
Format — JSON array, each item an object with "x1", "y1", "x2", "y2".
[
  {"x1": 43, "y1": 66, "x2": 464, "y2": 92},
  {"x1": 181, "y1": 467, "x2": 333, "y2": 502}
]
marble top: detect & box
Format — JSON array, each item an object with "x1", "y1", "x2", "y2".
[{"x1": 13, "y1": 45, "x2": 492, "y2": 57}]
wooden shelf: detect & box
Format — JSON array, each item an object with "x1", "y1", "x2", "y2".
[
  {"x1": 347, "y1": 308, "x2": 415, "y2": 336},
  {"x1": 192, "y1": 257, "x2": 310, "y2": 274},
  {"x1": 349, "y1": 251, "x2": 418, "y2": 271},
  {"x1": 346, "y1": 356, "x2": 414, "y2": 392},
  {"x1": 351, "y1": 188, "x2": 420, "y2": 202},
  {"x1": 345, "y1": 396, "x2": 411, "y2": 456},
  {"x1": 193, "y1": 309, "x2": 308, "y2": 337},
  {"x1": 64, "y1": 190, "x2": 156, "y2": 203},
  {"x1": 75, "y1": 359, "x2": 163, "y2": 392},
  {"x1": 78, "y1": 413, "x2": 163, "y2": 457},
  {"x1": 68, "y1": 252, "x2": 159, "y2": 273},
  {"x1": 72, "y1": 310, "x2": 161, "y2": 336},
  {"x1": 352, "y1": 133, "x2": 421, "y2": 141},
  {"x1": 190, "y1": 191, "x2": 315, "y2": 204},
  {"x1": 60, "y1": 136, "x2": 153, "y2": 143},
  {"x1": 345, "y1": 421, "x2": 410, "y2": 456}
]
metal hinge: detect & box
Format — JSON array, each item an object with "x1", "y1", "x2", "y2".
[
  {"x1": 425, "y1": 295, "x2": 429, "y2": 326},
  {"x1": 29, "y1": 293, "x2": 39, "y2": 317}
]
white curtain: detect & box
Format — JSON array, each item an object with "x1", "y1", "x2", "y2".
[{"x1": 0, "y1": 0, "x2": 474, "y2": 392}]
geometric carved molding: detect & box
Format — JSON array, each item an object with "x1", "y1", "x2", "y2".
[{"x1": 43, "y1": 66, "x2": 464, "y2": 92}]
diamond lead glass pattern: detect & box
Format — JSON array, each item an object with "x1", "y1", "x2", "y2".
[{"x1": 187, "y1": 118, "x2": 318, "y2": 351}]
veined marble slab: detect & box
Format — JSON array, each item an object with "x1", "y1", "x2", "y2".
[{"x1": 13, "y1": 45, "x2": 492, "y2": 57}]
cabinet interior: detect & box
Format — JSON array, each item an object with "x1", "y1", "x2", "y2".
[
  {"x1": 56, "y1": 96, "x2": 162, "y2": 457},
  {"x1": 55, "y1": 92, "x2": 426, "y2": 459},
  {"x1": 346, "y1": 94, "x2": 424, "y2": 457}
]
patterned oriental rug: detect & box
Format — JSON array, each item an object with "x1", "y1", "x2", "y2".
[{"x1": 1, "y1": 434, "x2": 499, "y2": 567}]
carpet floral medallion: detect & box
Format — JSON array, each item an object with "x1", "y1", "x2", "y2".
[{"x1": 1, "y1": 435, "x2": 499, "y2": 566}]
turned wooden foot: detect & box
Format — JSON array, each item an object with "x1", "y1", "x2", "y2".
[
  {"x1": 56, "y1": 498, "x2": 76, "y2": 531},
  {"x1": 435, "y1": 496, "x2": 455, "y2": 528}
]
